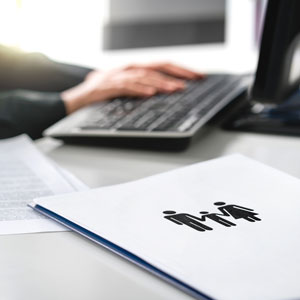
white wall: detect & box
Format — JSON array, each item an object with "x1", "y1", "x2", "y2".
[{"x1": 0, "y1": 0, "x2": 109, "y2": 61}]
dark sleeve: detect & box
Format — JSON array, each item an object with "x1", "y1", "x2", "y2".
[
  {"x1": 0, "y1": 45, "x2": 93, "y2": 92},
  {"x1": 0, "y1": 90, "x2": 66, "y2": 140}
]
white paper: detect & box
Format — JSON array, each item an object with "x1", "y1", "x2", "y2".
[
  {"x1": 31, "y1": 155, "x2": 300, "y2": 300},
  {"x1": 0, "y1": 135, "x2": 87, "y2": 235}
]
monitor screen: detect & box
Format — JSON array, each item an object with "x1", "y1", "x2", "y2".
[{"x1": 251, "y1": 0, "x2": 300, "y2": 104}]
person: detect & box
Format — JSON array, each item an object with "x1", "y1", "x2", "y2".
[
  {"x1": 0, "y1": 45, "x2": 203, "y2": 139},
  {"x1": 163, "y1": 210, "x2": 213, "y2": 232},
  {"x1": 214, "y1": 202, "x2": 261, "y2": 222}
]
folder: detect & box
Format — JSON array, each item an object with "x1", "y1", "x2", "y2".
[{"x1": 30, "y1": 155, "x2": 300, "y2": 300}]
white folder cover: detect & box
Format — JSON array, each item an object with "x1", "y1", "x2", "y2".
[{"x1": 30, "y1": 155, "x2": 300, "y2": 300}]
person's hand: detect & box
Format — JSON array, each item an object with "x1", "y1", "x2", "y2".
[{"x1": 61, "y1": 62, "x2": 204, "y2": 114}]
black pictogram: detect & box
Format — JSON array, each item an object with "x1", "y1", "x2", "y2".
[
  {"x1": 163, "y1": 211, "x2": 213, "y2": 232},
  {"x1": 163, "y1": 203, "x2": 261, "y2": 232},
  {"x1": 214, "y1": 202, "x2": 261, "y2": 222}
]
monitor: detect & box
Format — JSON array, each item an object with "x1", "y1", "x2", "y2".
[{"x1": 251, "y1": 0, "x2": 300, "y2": 104}]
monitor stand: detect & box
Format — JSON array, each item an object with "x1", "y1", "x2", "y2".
[{"x1": 223, "y1": 89, "x2": 300, "y2": 136}]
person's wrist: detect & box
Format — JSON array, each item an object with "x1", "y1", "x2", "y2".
[{"x1": 61, "y1": 84, "x2": 95, "y2": 114}]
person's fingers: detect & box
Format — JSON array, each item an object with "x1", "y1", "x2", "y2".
[
  {"x1": 148, "y1": 62, "x2": 204, "y2": 79},
  {"x1": 120, "y1": 82, "x2": 157, "y2": 98},
  {"x1": 137, "y1": 71, "x2": 185, "y2": 92}
]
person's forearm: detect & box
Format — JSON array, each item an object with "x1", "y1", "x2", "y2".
[{"x1": 0, "y1": 90, "x2": 66, "y2": 139}]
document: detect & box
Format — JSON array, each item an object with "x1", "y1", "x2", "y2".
[
  {"x1": 0, "y1": 135, "x2": 87, "y2": 235},
  {"x1": 31, "y1": 155, "x2": 300, "y2": 300}
]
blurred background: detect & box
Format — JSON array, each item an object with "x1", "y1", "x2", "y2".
[{"x1": 0, "y1": 0, "x2": 266, "y2": 68}]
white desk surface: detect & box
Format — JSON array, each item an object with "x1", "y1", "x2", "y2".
[{"x1": 2, "y1": 44, "x2": 300, "y2": 300}]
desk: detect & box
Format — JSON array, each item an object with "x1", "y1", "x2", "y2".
[
  {"x1": 2, "y1": 128, "x2": 300, "y2": 300},
  {"x1": 2, "y1": 43, "x2": 300, "y2": 300}
]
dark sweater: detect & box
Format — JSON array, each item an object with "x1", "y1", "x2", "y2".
[{"x1": 0, "y1": 45, "x2": 92, "y2": 139}]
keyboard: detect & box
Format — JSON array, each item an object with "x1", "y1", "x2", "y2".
[
  {"x1": 79, "y1": 74, "x2": 249, "y2": 133},
  {"x1": 44, "y1": 73, "x2": 252, "y2": 150}
]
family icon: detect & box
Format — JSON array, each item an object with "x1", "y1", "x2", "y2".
[{"x1": 163, "y1": 202, "x2": 261, "y2": 232}]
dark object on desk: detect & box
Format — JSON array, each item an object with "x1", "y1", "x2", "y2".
[
  {"x1": 103, "y1": 0, "x2": 225, "y2": 50},
  {"x1": 224, "y1": 0, "x2": 300, "y2": 136},
  {"x1": 103, "y1": 19, "x2": 225, "y2": 50},
  {"x1": 223, "y1": 89, "x2": 300, "y2": 136}
]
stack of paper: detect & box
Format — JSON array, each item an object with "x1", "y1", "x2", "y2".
[
  {"x1": 0, "y1": 135, "x2": 87, "y2": 235},
  {"x1": 30, "y1": 154, "x2": 300, "y2": 300}
]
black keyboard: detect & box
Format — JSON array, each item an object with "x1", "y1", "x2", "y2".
[{"x1": 79, "y1": 74, "x2": 248, "y2": 134}]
